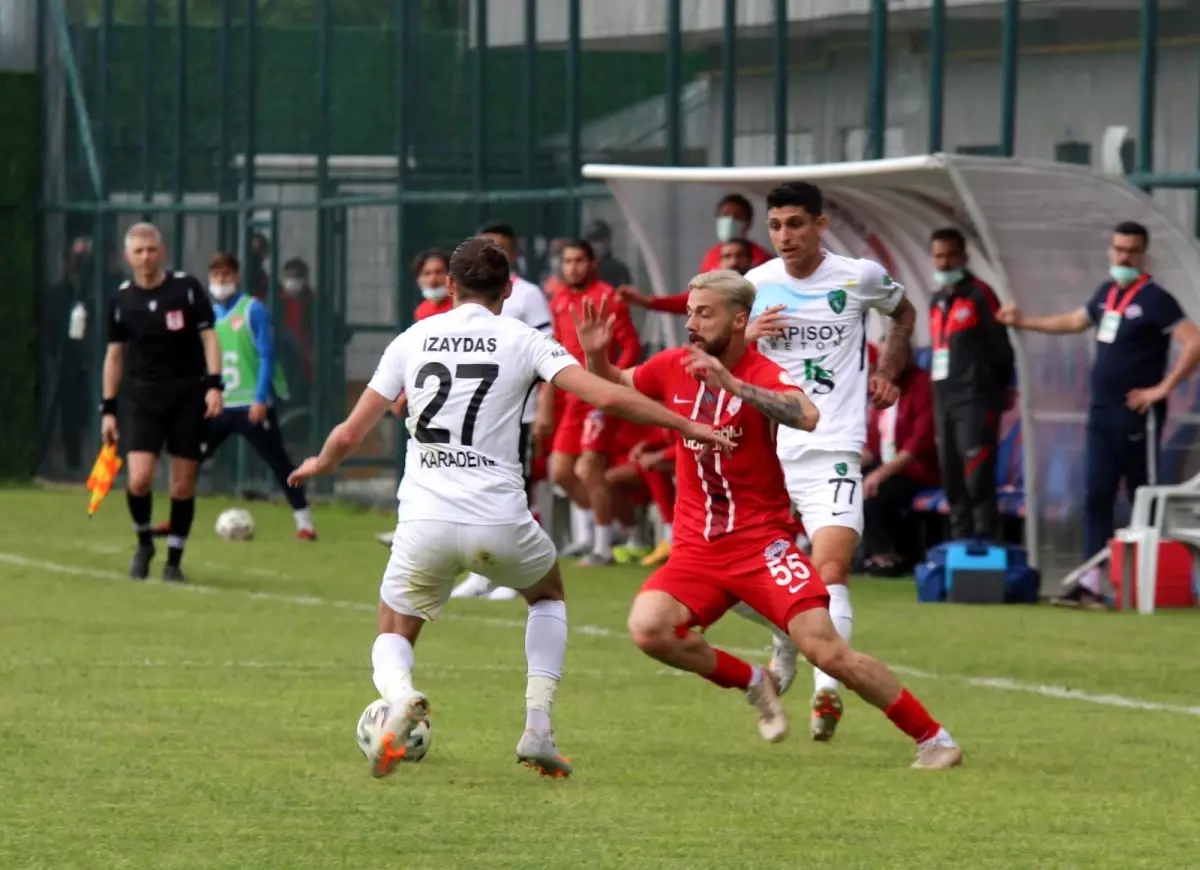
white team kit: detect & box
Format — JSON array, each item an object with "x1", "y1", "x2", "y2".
[
  {"x1": 745, "y1": 253, "x2": 905, "y2": 536},
  {"x1": 502, "y1": 274, "x2": 554, "y2": 431},
  {"x1": 366, "y1": 303, "x2": 576, "y2": 619}
]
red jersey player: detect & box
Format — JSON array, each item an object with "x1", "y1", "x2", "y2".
[
  {"x1": 574, "y1": 270, "x2": 963, "y2": 770},
  {"x1": 538, "y1": 239, "x2": 642, "y2": 565}
]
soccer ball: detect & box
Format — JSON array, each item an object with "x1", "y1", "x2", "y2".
[
  {"x1": 214, "y1": 508, "x2": 255, "y2": 541},
  {"x1": 356, "y1": 698, "x2": 433, "y2": 764}
]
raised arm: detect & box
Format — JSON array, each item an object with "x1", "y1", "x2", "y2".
[
  {"x1": 572, "y1": 297, "x2": 637, "y2": 388},
  {"x1": 683, "y1": 346, "x2": 819, "y2": 432},
  {"x1": 998, "y1": 305, "x2": 1092, "y2": 335}
]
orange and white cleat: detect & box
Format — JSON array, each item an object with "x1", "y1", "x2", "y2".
[
  {"x1": 516, "y1": 729, "x2": 572, "y2": 778},
  {"x1": 810, "y1": 687, "x2": 843, "y2": 742},
  {"x1": 369, "y1": 691, "x2": 429, "y2": 779},
  {"x1": 295, "y1": 528, "x2": 318, "y2": 542},
  {"x1": 638, "y1": 540, "x2": 672, "y2": 567}
]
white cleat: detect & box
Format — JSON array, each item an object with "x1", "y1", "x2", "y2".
[
  {"x1": 450, "y1": 573, "x2": 492, "y2": 599},
  {"x1": 746, "y1": 671, "x2": 789, "y2": 743},
  {"x1": 368, "y1": 690, "x2": 430, "y2": 778},
  {"x1": 767, "y1": 635, "x2": 799, "y2": 696},
  {"x1": 810, "y1": 687, "x2": 844, "y2": 742},
  {"x1": 486, "y1": 586, "x2": 520, "y2": 601},
  {"x1": 516, "y1": 728, "x2": 572, "y2": 778},
  {"x1": 912, "y1": 734, "x2": 964, "y2": 770}
]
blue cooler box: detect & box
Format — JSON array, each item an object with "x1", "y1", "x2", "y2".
[{"x1": 915, "y1": 540, "x2": 1040, "y2": 604}]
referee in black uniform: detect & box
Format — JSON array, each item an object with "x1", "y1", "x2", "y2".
[{"x1": 101, "y1": 222, "x2": 225, "y2": 582}]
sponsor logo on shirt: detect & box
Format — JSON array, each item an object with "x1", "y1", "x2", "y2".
[
  {"x1": 827, "y1": 289, "x2": 847, "y2": 314},
  {"x1": 683, "y1": 426, "x2": 742, "y2": 452},
  {"x1": 766, "y1": 323, "x2": 849, "y2": 352},
  {"x1": 165, "y1": 310, "x2": 185, "y2": 331},
  {"x1": 764, "y1": 538, "x2": 789, "y2": 559}
]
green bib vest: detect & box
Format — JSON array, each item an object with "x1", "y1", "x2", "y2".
[{"x1": 214, "y1": 295, "x2": 290, "y2": 406}]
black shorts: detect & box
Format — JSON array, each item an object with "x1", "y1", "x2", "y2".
[
  {"x1": 518, "y1": 422, "x2": 534, "y2": 503},
  {"x1": 127, "y1": 380, "x2": 206, "y2": 461}
]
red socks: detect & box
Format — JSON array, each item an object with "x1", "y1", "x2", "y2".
[
  {"x1": 884, "y1": 689, "x2": 941, "y2": 743},
  {"x1": 640, "y1": 468, "x2": 675, "y2": 523},
  {"x1": 702, "y1": 650, "x2": 754, "y2": 690}
]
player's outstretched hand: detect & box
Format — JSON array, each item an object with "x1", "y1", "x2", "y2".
[
  {"x1": 204, "y1": 388, "x2": 224, "y2": 419},
  {"x1": 996, "y1": 304, "x2": 1021, "y2": 327},
  {"x1": 287, "y1": 456, "x2": 326, "y2": 487},
  {"x1": 867, "y1": 373, "x2": 900, "y2": 409},
  {"x1": 571, "y1": 297, "x2": 615, "y2": 356},
  {"x1": 746, "y1": 303, "x2": 788, "y2": 342},
  {"x1": 616, "y1": 285, "x2": 653, "y2": 308},
  {"x1": 682, "y1": 421, "x2": 736, "y2": 454},
  {"x1": 684, "y1": 345, "x2": 737, "y2": 392}
]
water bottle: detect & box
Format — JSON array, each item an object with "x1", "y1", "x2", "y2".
[{"x1": 68, "y1": 301, "x2": 87, "y2": 340}]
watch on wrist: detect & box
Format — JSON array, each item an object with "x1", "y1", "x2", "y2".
[
  {"x1": 99, "y1": 398, "x2": 117, "y2": 416},
  {"x1": 204, "y1": 374, "x2": 225, "y2": 392}
]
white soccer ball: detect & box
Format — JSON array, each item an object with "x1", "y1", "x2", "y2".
[
  {"x1": 356, "y1": 698, "x2": 433, "y2": 764},
  {"x1": 214, "y1": 507, "x2": 255, "y2": 541}
]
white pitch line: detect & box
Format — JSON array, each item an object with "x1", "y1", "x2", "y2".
[{"x1": 6, "y1": 550, "x2": 1200, "y2": 719}]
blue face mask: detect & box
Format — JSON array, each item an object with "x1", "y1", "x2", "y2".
[
  {"x1": 933, "y1": 268, "x2": 964, "y2": 287},
  {"x1": 1109, "y1": 265, "x2": 1141, "y2": 287}
]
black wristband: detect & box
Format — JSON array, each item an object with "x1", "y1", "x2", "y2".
[
  {"x1": 204, "y1": 374, "x2": 225, "y2": 392},
  {"x1": 100, "y1": 398, "x2": 117, "y2": 416}
]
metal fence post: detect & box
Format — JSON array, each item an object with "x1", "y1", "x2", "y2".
[
  {"x1": 172, "y1": 0, "x2": 188, "y2": 268},
  {"x1": 394, "y1": 0, "x2": 412, "y2": 484},
  {"x1": 665, "y1": 0, "x2": 682, "y2": 167},
  {"x1": 999, "y1": 0, "x2": 1019, "y2": 157},
  {"x1": 472, "y1": 0, "x2": 488, "y2": 228},
  {"x1": 721, "y1": 0, "x2": 737, "y2": 167},
  {"x1": 217, "y1": 0, "x2": 233, "y2": 250},
  {"x1": 521, "y1": 0, "x2": 537, "y2": 266},
  {"x1": 866, "y1": 0, "x2": 887, "y2": 160},
  {"x1": 566, "y1": 0, "x2": 582, "y2": 237},
  {"x1": 928, "y1": 0, "x2": 946, "y2": 154},
  {"x1": 1138, "y1": 0, "x2": 1158, "y2": 179},
  {"x1": 773, "y1": 0, "x2": 788, "y2": 166}
]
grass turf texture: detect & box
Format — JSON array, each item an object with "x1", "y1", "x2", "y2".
[{"x1": 2, "y1": 485, "x2": 1199, "y2": 869}]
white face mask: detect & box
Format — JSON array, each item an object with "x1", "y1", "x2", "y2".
[
  {"x1": 421, "y1": 285, "x2": 448, "y2": 302},
  {"x1": 281, "y1": 278, "x2": 305, "y2": 295},
  {"x1": 716, "y1": 215, "x2": 747, "y2": 242},
  {"x1": 209, "y1": 282, "x2": 238, "y2": 301}
]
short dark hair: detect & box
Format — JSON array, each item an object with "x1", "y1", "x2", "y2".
[
  {"x1": 765, "y1": 182, "x2": 823, "y2": 216},
  {"x1": 721, "y1": 238, "x2": 752, "y2": 255},
  {"x1": 716, "y1": 193, "x2": 754, "y2": 219},
  {"x1": 411, "y1": 248, "x2": 451, "y2": 281},
  {"x1": 583, "y1": 219, "x2": 612, "y2": 241},
  {"x1": 449, "y1": 237, "x2": 511, "y2": 301},
  {"x1": 477, "y1": 221, "x2": 517, "y2": 242},
  {"x1": 930, "y1": 227, "x2": 966, "y2": 252},
  {"x1": 282, "y1": 257, "x2": 309, "y2": 277},
  {"x1": 563, "y1": 239, "x2": 596, "y2": 261},
  {"x1": 209, "y1": 252, "x2": 239, "y2": 273},
  {"x1": 1114, "y1": 221, "x2": 1150, "y2": 248}
]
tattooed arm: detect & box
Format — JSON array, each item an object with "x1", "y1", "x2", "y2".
[
  {"x1": 875, "y1": 296, "x2": 916, "y2": 383},
  {"x1": 735, "y1": 381, "x2": 820, "y2": 431}
]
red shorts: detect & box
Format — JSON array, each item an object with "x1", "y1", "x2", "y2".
[
  {"x1": 553, "y1": 395, "x2": 606, "y2": 455},
  {"x1": 640, "y1": 528, "x2": 829, "y2": 633}
]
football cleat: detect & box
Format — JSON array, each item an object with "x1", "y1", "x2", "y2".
[
  {"x1": 746, "y1": 670, "x2": 789, "y2": 743},
  {"x1": 912, "y1": 737, "x2": 964, "y2": 770},
  {"x1": 129, "y1": 543, "x2": 155, "y2": 580},
  {"x1": 767, "y1": 635, "x2": 799, "y2": 695},
  {"x1": 516, "y1": 729, "x2": 572, "y2": 778},
  {"x1": 810, "y1": 688, "x2": 844, "y2": 742},
  {"x1": 638, "y1": 540, "x2": 672, "y2": 567},
  {"x1": 369, "y1": 691, "x2": 430, "y2": 778}
]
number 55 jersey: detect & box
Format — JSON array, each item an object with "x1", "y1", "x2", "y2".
[{"x1": 367, "y1": 302, "x2": 577, "y2": 524}]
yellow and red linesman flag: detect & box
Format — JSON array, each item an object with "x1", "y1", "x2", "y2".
[{"x1": 86, "y1": 443, "x2": 123, "y2": 517}]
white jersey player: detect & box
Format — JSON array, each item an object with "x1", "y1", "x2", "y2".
[
  {"x1": 450, "y1": 222, "x2": 556, "y2": 601},
  {"x1": 735, "y1": 181, "x2": 916, "y2": 743},
  {"x1": 289, "y1": 237, "x2": 732, "y2": 779}
]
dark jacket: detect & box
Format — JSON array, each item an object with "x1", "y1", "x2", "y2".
[{"x1": 929, "y1": 272, "x2": 1014, "y2": 407}]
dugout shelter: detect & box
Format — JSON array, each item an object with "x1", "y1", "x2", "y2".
[{"x1": 582, "y1": 154, "x2": 1200, "y2": 577}]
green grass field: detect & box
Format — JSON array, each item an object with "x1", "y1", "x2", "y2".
[{"x1": 3, "y1": 486, "x2": 1200, "y2": 869}]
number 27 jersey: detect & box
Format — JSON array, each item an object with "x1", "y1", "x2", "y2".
[{"x1": 367, "y1": 303, "x2": 577, "y2": 524}]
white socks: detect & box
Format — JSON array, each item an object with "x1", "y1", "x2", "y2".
[
  {"x1": 525, "y1": 599, "x2": 567, "y2": 733},
  {"x1": 372, "y1": 633, "x2": 415, "y2": 704},
  {"x1": 593, "y1": 524, "x2": 614, "y2": 559},
  {"x1": 661, "y1": 523, "x2": 673, "y2": 544},
  {"x1": 570, "y1": 505, "x2": 594, "y2": 548},
  {"x1": 814, "y1": 584, "x2": 853, "y2": 694},
  {"x1": 293, "y1": 507, "x2": 314, "y2": 532}
]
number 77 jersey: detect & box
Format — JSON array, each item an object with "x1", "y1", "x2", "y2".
[{"x1": 367, "y1": 303, "x2": 577, "y2": 524}]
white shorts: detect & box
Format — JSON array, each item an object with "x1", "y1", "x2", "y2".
[
  {"x1": 380, "y1": 516, "x2": 557, "y2": 621},
  {"x1": 781, "y1": 449, "x2": 864, "y2": 538}
]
